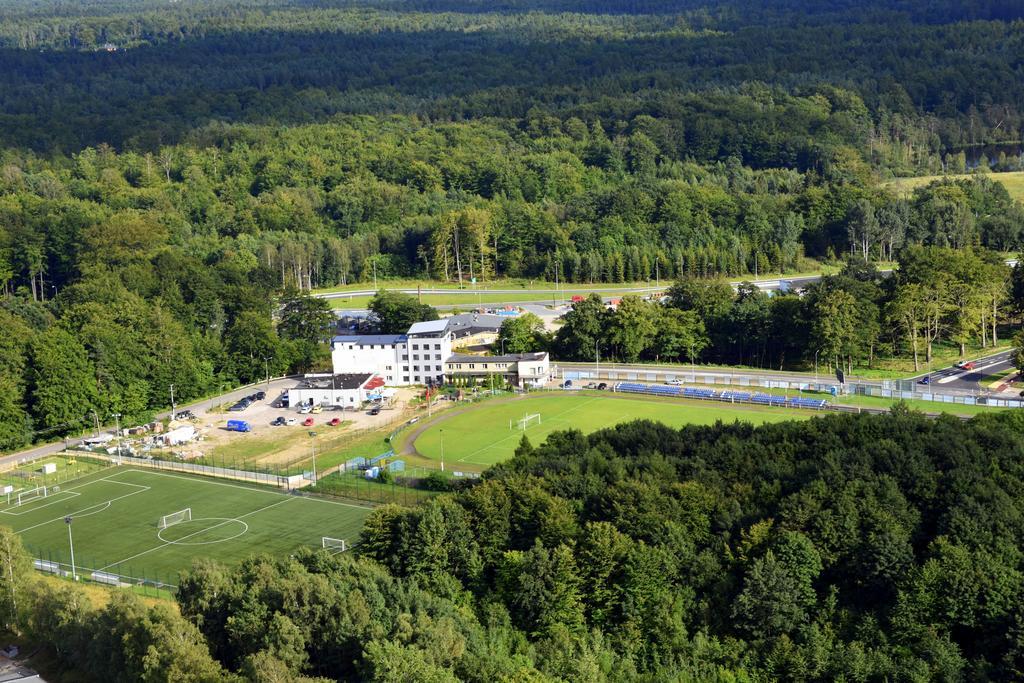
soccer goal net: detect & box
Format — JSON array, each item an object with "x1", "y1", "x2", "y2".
[
  {"x1": 512, "y1": 413, "x2": 541, "y2": 431},
  {"x1": 322, "y1": 537, "x2": 348, "y2": 553},
  {"x1": 16, "y1": 486, "x2": 47, "y2": 506},
  {"x1": 158, "y1": 508, "x2": 192, "y2": 529}
]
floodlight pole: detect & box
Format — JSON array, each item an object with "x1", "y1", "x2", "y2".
[
  {"x1": 112, "y1": 413, "x2": 122, "y2": 465},
  {"x1": 814, "y1": 348, "x2": 820, "y2": 384},
  {"x1": 263, "y1": 357, "x2": 271, "y2": 394},
  {"x1": 439, "y1": 429, "x2": 445, "y2": 472},
  {"x1": 89, "y1": 410, "x2": 99, "y2": 438},
  {"x1": 309, "y1": 431, "x2": 317, "y2": 484},
  {"x1": 595, "y1": 339, "x2": 599, "y2": 380},
  {"x1": 64, "y1": 516, "x2": 77, "y2": 581}
]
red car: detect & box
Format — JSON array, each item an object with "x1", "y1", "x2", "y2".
[
  {"x1": 328, "y1": 417, "x2": 341, "y2": 426},
  {"x1": 955, "y1": 360, "x2": 976, "y2": 371},
  {"x1": 302, "y1": 417, "x2": 315, "y2": 427}
]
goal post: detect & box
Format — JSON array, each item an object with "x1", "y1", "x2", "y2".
[
  {"x1": 16, "y1": 486, "x2": 47, "y2": 506},
  {"x1": 322, "y1": 537, "x2": 348, "y2": 553},
  {"x1": 514, "y1": 413, "x2": 541, "y2": 431},
  {"x1": 158, "y1": 508, "x2": 192, "y2": 529}
]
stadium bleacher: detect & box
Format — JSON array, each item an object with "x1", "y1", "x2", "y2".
[{"x1": 612, "y1": 383, "x2": 828, "y2": 411}]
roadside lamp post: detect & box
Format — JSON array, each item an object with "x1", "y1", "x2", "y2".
[
  {"x1": 112, "y1": 413, "x2": 122, "y2": 464},
  {"x1": 309, "y1": 431, "x2": 318, "y2": 484},
  {"x1": 64, "y1": 516, "x2": 77, "y2": 581}
]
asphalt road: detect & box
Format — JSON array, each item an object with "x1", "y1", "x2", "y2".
[
  {"x1": 315, "y1": 272, "x2": 874, "y2": 305},
  {"x1": 908, "y1": 350, "x2": 1017, "y2": 392},
  {"x1": 0, "y1": 376, "x2": 299, "y2": 469}
]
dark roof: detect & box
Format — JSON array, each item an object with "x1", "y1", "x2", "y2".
[
  {"x1": 332, "y1": 334, "x2": 406, "y2": 346},
  {"x1": 296, "y1": 373, "x2": 374, "y2": 390},
  {"x1": 446, "y1": 313, "x2": 506, "y2": 338},
  {"x1": 446, "y1": 352, "x2": 547, "y2": 364}
]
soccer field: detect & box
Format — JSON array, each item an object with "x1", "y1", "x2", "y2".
[
  {"x1": 411, "y1": 392, "x2": 812, "y2": 468},
  {"x1": 3, "y1": 467, "x2": 371, "y2": 586}
]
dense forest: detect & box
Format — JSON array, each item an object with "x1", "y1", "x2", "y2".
[
  {"x1": 546, "y1": 249, "x2": 1024, "y2": 371},
  {"x1": 4, "y1": 409, "x2": 1024, "y2": 681},
  {"x1": 4, "y1": 0, "x2": 1024, "y2": 680},
  {"x1": 2, "y1": 0, "x2": 1024, "y2": 443}
]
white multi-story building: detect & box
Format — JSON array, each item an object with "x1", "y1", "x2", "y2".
[{"x1": 331, "y1": 319, "x2": 453, "y2": 386}]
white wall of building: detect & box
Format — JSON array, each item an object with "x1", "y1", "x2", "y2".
[
  {"x1": 289, "y1": 386, "x2": 365, "y2": 408},
  {"x1": 331, "y1": 339, "x2": 402, "y2": 384},
  {"x1": 331, "y1": 331, "x2": 453, "y2": 386}
]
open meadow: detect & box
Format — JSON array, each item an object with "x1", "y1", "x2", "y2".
[{"x1": 884, "y1": 171, "x2": 1024, "y2": 203}]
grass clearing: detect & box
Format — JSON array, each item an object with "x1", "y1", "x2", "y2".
[
  {"x1": 7, "y1": 467, "x2": 372, "y2": 585},
  {"x1": 409, "y1": 392, "x2": 814, "y2": 469},
  {"x1": 884, "y1": 171, "x2": 1024, "y2": 203}
]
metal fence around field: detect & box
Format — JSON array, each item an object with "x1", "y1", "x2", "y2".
[
  {"x1": 103, "y1": 454, "x2": 295, "y2": 488},
  {"x1": 562, "y1": 367, "x2": 1024, "y2": 410}
]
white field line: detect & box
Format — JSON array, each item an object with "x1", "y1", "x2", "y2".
[
  {"x1": 99, "y1": 497, "x2": 295, "y2": 571},
  {"x1": 106, "y1": 468, "x2": 368, "y2": 510},
  {"x1": 456, "y1": 397, "x2": 601, "y2": 463},
  {"x1": 1, "y1": 473, "x2": 150, "y2": 517},
  {"x1": 14, "y1": 483, "x2": 150, "y2": 534},
  {"x1": 0, "y1": 491, "x2": 80, "y2": 517}
]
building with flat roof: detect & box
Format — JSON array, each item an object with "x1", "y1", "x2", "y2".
[
  {"x1": 445, "y1": 352, "x2": 550, "y2": 388},
  {"x1": 288, "y1": 373, "x2": 380, "y2": 409}
]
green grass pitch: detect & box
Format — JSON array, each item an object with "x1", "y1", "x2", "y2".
[
  {"x1": 410, "y1": 392, "x2": 814, "y2": 468},
  {"x1": 3, "y1": 467, "x2": 371, "y2": 585}
]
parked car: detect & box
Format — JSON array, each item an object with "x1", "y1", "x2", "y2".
[
  {"x1": 226, "y1": 420, "x2": 252, "y2": 432},
  {"x1": 271, "y1": 416, "x2": 287, "y2": 426},
  {"x1": 665, "y1": 379, "x2": 683, "y2": 385},
  {"x1": 298, "y1": 405, "x2": 313, "y2": 414},
  {"x1": 328, "y1": 417, "x2": 341, "y2": 426},
  {"x1": 369, "y1": 406, "x2": 381, "y2": 416},
  {"x1": 917, "y1": 376, "x2": 931, "y2": 385},
  {"x1": 255, "y1": 391, "x2": 266, "y2": 400},
  {"x1": 302, "y1": 417, "x2": 315, "y2": 427},
  {"x1": 228, "y1": 401, "x2": 248, "y2": 412},
  {"x1": 285, "y1": 417, "x2": 297, "y2": 426},
  {"x1": 955, "y1": 360, "x2": 976, "y2": 370},
  {"x1": 174, "y1": 410, "x2": 196, "y2": 421},
  {"x1": 311, "y1": 404, "x2": 323, "y2": 414},
  {"x1": 561, "y1": 379, "x2": 573, "y2": 388},
  {"x1": 597, "y1": 383, "x2": 608, "y2": 390}
]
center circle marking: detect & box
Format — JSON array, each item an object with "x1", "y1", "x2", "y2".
[{"x1": 157, "y1": 517, "x2": 249, "y2": 545}]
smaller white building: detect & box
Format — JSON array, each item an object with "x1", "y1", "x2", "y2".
[
  {"x1": 445, "y1": 352, "x2": 551, "y2": 388},
  {"x1": 288, "y1": 373, "x2": 380, "y2": 409}
]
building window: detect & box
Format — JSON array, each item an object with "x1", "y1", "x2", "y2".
[
  {"x1": 403, "y1": 376, "x2": 409, "y2": 382},
  {"x1": 412, "y1": 344, "x2": 419, "y2": 350},
  {"x1": 434, "y1": 343, "x2": 441, "y2": 350},
  {"x1": 386, "y1": 365, "x2": 392, "y2": 371},
  {"x1": 413, "y1": 354, "x2": 419, "y2": 361},
  {"x1": 469, "y1": 364, "x2": 475, "y2": 369},
  {"x1": 436, "y1": 365, "x2": 442, "y2": 371},
  {"x1": 434, "y1": 354, "x2": 441, "y2": 360},
  {"x1": 413, "y1": 365, "x2": 419, "y2": 371}
]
